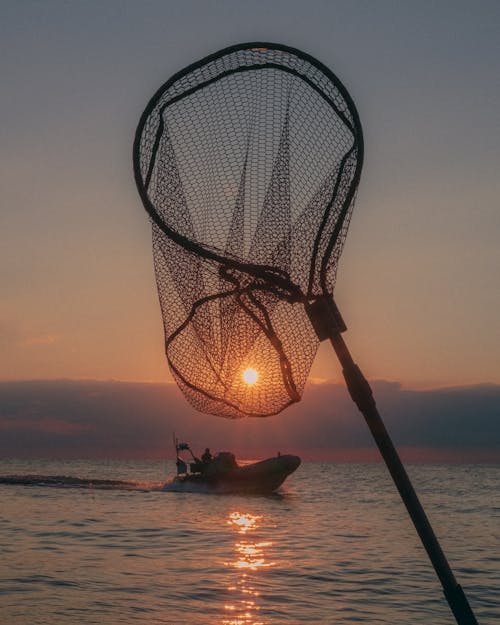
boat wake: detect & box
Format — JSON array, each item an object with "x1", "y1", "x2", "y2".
[
  {"x1": 0, "y1": 475, "x2": 159, "y2": 491},
  {"x1": 0, "y1": 474, "x2": 290, "y2": 496}
]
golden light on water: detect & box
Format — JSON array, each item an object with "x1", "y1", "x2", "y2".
[
  {"x1": 232, "y1": 541, "x2": 275, "y2": 571},
  {"x1": 222, "y1": 512, "x2": 276, "y2": 624},
  {"x1": 242, "y1": 368, "x2": 259, "y2": 386},
  {"x1": 228, "y1": 512, "x2": 261, "y2": 534}
]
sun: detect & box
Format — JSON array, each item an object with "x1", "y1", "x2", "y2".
[{"x1": 243, "y1": 368, "x2": 259, "y2": 386}]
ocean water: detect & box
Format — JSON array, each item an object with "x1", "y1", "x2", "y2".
[{"x1": 0, "y1": 459, "x2": 498, "y2": 625}]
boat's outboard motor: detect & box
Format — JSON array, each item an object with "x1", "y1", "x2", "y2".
[{"x1": 176, "y1": 458, "x2": 188, "y2": 475}]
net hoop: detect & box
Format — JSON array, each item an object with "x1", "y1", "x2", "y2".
[
  {"x1": 134, "y1": 42, "x2": 363, "y2": 299},
  {"x1": 134, "y1": 42, "x2": 363, "y2": 418}
]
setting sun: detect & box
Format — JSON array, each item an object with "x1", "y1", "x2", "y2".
[{"x1": 242, "y1": 368, "x2": 259, "y2": 386}]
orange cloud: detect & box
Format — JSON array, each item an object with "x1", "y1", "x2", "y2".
[{"x1": 19, "y1": 333, "x2": 61, "y2": 347}]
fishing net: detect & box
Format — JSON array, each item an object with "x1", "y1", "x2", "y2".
[{"x1": 134, "y1": 43, "x2": 363, "y2": 418}]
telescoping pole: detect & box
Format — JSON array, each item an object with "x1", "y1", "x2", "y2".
[{"x1": 306, "y1": 297, "x2": 478, "y2": 625}]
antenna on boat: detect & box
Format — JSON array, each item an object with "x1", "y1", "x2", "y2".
[{"x1": 134, "y1": 43, "x2": 478, "y2": 625}]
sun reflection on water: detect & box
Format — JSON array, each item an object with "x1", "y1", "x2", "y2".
[
  {"x1": 227, "y1": 511, "x2": 261, "y2": 534},
  {"x1": 222, "y1": 512, "x2": 276, "y2": 625},
  {"x1": 232, "y1": 541, "x2": 275, "y2": 571}
]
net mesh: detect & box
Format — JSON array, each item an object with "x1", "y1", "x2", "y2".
[{"x1": 134, "y1": 44, "x2": 363, "y2": 418}]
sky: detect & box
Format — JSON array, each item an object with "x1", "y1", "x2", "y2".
[{"x1": 1, "y1": 1, "x2": 499, "y2": 459}]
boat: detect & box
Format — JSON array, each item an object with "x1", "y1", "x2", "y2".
[{"x1": 167, "y1": 438, "x2": 301, "y2": 494}]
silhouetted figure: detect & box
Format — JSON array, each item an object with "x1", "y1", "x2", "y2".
[{"x1": 202, "y1": 448, "x2": 212, "y2": 464}]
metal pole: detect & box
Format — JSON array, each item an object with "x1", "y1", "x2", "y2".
[{"x1": 329, "y1": 329, "x2": 478, "y2": 625}]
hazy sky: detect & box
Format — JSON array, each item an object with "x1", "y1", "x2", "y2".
[{"x1": 1, "y1": 0, "x2": 499, "y2": 393}]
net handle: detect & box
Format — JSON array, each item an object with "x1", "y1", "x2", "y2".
[{"x1": 316, "y1": 297, "x2": 479, "y2": 625}]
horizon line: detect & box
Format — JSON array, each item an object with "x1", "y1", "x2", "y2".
[{"x1": 1, "y1": 376, "x2": 499, "y2": 393}]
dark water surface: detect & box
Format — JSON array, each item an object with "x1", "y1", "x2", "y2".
[{"x1": 0, "y1": 459, "x2": 498, "y2": 624}]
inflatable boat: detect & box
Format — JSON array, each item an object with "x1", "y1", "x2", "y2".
[{"x1": 168, "y1": 440, "x2": 300, "y2": 494}]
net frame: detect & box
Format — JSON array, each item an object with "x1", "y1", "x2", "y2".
[{"x1": 133, "y1": 42, "x2": 363, "y2": 418}]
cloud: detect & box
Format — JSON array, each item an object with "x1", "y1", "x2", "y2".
[
  {"x1": 0, "y1": 379, "x2": 498, "y2": 461},
  {"x1": 19, "y1": 333, "x2": 61, "y2": 347},
  {"x1": 0, "y1": 318, "x2": 61, "y2": 349}
]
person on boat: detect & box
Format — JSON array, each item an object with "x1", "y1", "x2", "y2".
[{"x1": 202, "y1": 448, "x2": 213, "y2": 464}]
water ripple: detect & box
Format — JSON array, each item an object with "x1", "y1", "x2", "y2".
[{"x1": 0, "y1": 460, "x2": 497, "y2": 625}]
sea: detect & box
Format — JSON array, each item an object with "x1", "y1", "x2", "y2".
[{"x1": 0, "y1": 459, "x2": 498, "y2": 625}]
